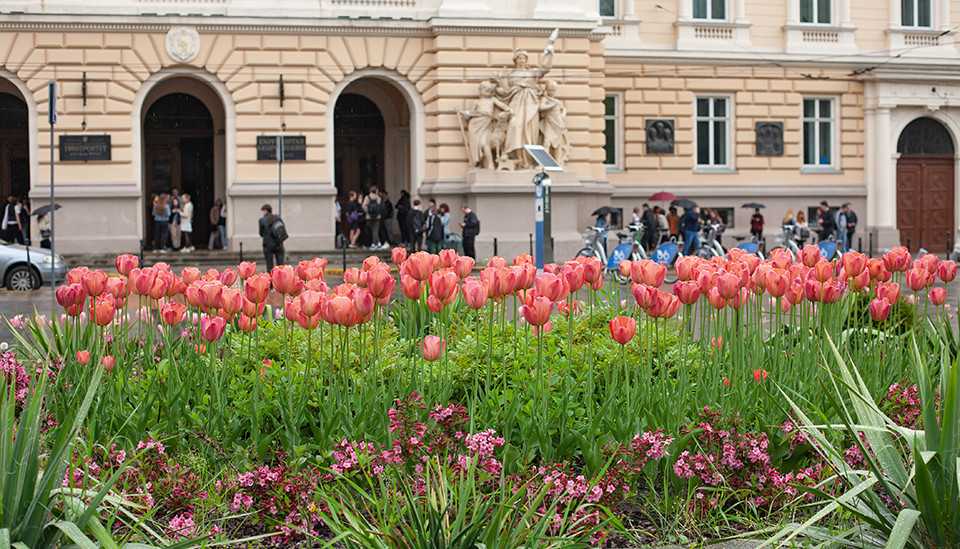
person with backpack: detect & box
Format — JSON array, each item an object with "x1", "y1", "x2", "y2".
[
  {"x1": 408, "y1": 199, "x2": 425, "y2": 252},
  {"x1": 424, "y1": 199, "x2": 444, "y2": 254},
  {"x1": 362, "y1": 186, "x2": 386, "y2": 250},
  {"x1": 460, "y1": 203, "x2": 480, "y2": 259},
  {"x1": 378, "y1": 189, "x2": 394, "y2": 248},
  {"x1": 259, "y1": 204, "x2": 286, "y2": 271},
  {"x1": 841, "y1": 202, "x2": 858, "y2": 252},
  {"x1": 396, "y1": 190, "x2": 411, "y2": 247}
]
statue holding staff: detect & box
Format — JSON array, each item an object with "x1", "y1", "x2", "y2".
[{"x1": 456, "y1": 81, "x2": 513, "y2": 170}]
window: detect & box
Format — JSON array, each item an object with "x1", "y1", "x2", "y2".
[
  {"x1": 901, "y1": 0, "x2": 932, "y2": 27},
  {"x1": 803, "y1": 98, "x2": 834, "y2": 166},
  {"x1": 693, "y1": 0, "x2": 725, "y2": 20},
  {"x1": 800, "y1": 0, "x2": 831, "y2": 24},
  {"x1": 599, "y1": 0, "x2": 616, "y2": 18},
  {"x1": 603, "y1": 94, "x2": 620, "y2": 168},
  {"x1": 710, "y1": 207, "x2": 734, "y2": 228},
  {"x1": 696, "y1": 97, "x2": 729, "y2": 167}
]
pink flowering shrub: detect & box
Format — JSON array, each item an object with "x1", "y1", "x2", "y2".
[
  {"x1": 882, "y1": 381, "x2": 926, "y2": 429},
  {"x1": 673, "y1": 407, "x2": 823, "y2": 514}
]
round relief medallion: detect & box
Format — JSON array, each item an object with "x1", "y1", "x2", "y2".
[{"x1": 165, "y1": 26, "x2": 200, "y2": 64}]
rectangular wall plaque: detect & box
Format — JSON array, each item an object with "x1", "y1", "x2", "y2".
[
  {"x1": 257, "y1": 136, "x2": 306, "y2": 161},
  {"x1": 59, "y1": 135, "x2": 111, "y2": 161}
]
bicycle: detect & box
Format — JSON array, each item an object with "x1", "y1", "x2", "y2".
[
  {"x1": 578, "y1": 224, "x2": 645, "y2": 284},
  {"x1": 730, "y1": 234, "x2": 766, "y2": 260},
  {"x1": 768, "y1": 224, "x2": 802, "y2": 261}
]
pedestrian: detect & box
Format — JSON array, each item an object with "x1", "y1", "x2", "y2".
[
  {"x1": 179, "y1": 193, "x2": 194, "y2": 252},
  {"x1": 17, "y1": 197, "x2": 29, "y2": 245},
  {"x1": 681, "y1": 205, "x2": 700, "y2": 256},
  {"x1": 153, "y1": 193, "x2": 171, "y2": 252},
  {"x1": 842, "y1": 202, "x2": 857, "y2": 252},
  {"x1": 460, "y1": 202, "x2": 480, "y2": 259},
  {"x1": 408, "y1": 198, "x2": 425, "y2": 252},
  {"x1": 346, "y1": 191, "x2": 363, "y2": 248},
  {"x1": 630, "y1": 207, "x2": 641, "y2": 226},
  {"x1": 218, "y1": 199, "x2": 227, "y2": 250},
  {"x1": 750, "y1": 208, "x2": 764, "y2": 242},
  {"x1": 259, "y1": 204, "x2": 285, "y2": 271},
  {"x1": 439, "y1": 203, "x2": 451, "y2": 244},
  {"x1": 396, "y1": 190, "x2": 411, "y2": 246},
  {"x1": 667, "y1": 206, "x2": 679, "y2": 239},
  {"x1": 641, "y1": 203, "x2": 657, "y2": 252},
  {"x1": 208, "y1": 198, "x2": 222, "y2": 250},
  {"x1": 656, "y1": 206, "x2": 669, "y2": 246},
  {"x1": 425, "y1": 200, "x2": 444, "y2": 254},
  {"x1": 362, "y1": 186, "x2": 385, "y2": 249},
  {"x1": 817, "y1": 201, "x2": 835, "y2": 243},
  {"x1": 379, "y1": 189, "x2": 394, "y2": 247},
  {"x1": 169, "y1": 190, "x2": 182, "y2": 250},
  {"x1": 2, "y1": 195, "x2": 20, "y2": 244},
  {"x1": 37, "y1": 211, "x2": 51, "y2": 249}
]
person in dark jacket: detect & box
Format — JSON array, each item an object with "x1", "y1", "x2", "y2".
[
  {"x1": 640, "y1": 203, "x2": 657, "y2": 253},
  {"x1": 396, "y1": 190, "x2": 411, "y2": 246},
  {"x1": 460, "y1": 203, "x2": 480, "y2": 259},
  {"x1": 258, "y1": 204, "x2": 284, "y2": 271},
  {"x1": 817, "y1": 201, "x2": 835, "y2": 243},
  {"x1": 424, "y1": 200, "x2": 444, "y2": 254},
  {"x1": 378, "y1": 189, "x2": 394, "y2": 247},
  {"x1": 408, "y1": 199, "x2": 425, "y2": 252},
  {"x1": 681, "y1": 206, "x2": 701, "y2": 256}
]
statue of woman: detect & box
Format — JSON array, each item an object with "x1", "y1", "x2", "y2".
[
  {"x1": 538, "y1": 80, "x2": 570, "y2": 165},
  {"x1": 495, "y1": 46, "x2": 553, "y2": 169}
]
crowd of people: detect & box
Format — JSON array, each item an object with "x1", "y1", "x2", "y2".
[
  {"x1": 336, "y1": 189, "x2": 481, "y2": 259},
  {"x1": 148, "y1": 190, "x2": 219, "y2": 253}
]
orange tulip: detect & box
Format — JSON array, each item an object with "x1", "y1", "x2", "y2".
[
  {"x1": 284, "y1": 298, "x2": 301, "y2": 322},
  {"x1": 244, "y1": 274, "x2": 271, "y2": 304},
  {"x1": 427, "y1": 294, "x2": 445, "y2": 313},
  {"x1": 101, "y1": 355, "x2": 115, "y2": 372},
  {"x1": 728, "y1": 287, "x2": 750, "y2": 310},
  {"x1": 561, "y1": 263, "x2": 585, "y2": 292},
  {"x1": 876, "y1": 282, "x2": 900, "y2": 303},
  {"x1": 146, "y1": 277, "x2": 170, "y2": 301},
  {"x1": 930, "y1": 287, "x2": 947, "y2": 306},
  {"x1": 673, "y1": 280, "x2": 700, "y2": 305},
  {"x1": 821, "y1": 282, "x2": 842, "y2": 304},
  {"x1": 675, "y1": 255, "x2": 698, "y2": 281},
  {"x1": 325, "y1": 295, "x2": 358, "y2": 326},
  {"x1": 93, "y1": 297, "x2": 115, "y2": 326},
  {"x1": 160, "y1": 302, "x2": 187, "y2": 326},
  {"x1": 641, "y1": 260, "x2": 667, "y2": 287},
  {"x1": 185, "y1": 284, "x2": 202, "y2": 308},
  {"x1": 535, "y1": 272, "x2": 566, "y2": 303},
  {"x1": 242, "y1": 296, "x2": 265, "y2": 318},
  {"x1": 421, "y1": 335, "x2": 445, "y2": 362},
  {"x1": 813, "y1": 261, "x2": 833, "y2": 283},
  {"x1": 520, "y1": 295, "x2": 553, "y2": 327},
  {"x1": 271, "y1": 265, "x2": 298, "y2": 294},
  {"x1": 219, "y1": 288, "x2": 244, "y2": 315},
  {"x1": 180, "y1": 267, "x2": 201, "y2": 285},
  {"x1": 883, "y1": 247, "x2": 911, "y2": 272},
  {"x1": 870, "y1": 298, "x2": 891, "y2": 322},
  {"x1": 488, "y1": 256, "x2": 507, "y2": 269},
  {"x1": 400, "y1": 275, "x2": 421, "y2": 300},
  {"x1": 299, "y1": 290, "x2": 323, "y2": 317},
  {"x1": 115, "y1": 254, "x2": 139, "y2": 276},
  {"x1": 406, "y1": 251, "x2": 436, "y2": 281},
  {"x1": 76, "y1": 350, "x2": 91, "y2": 365},
  {"x1": 343, "y1": 268, "x2": 362, "y2": 285},
  {"x1": 800, "y1": 245, "x2": 821, "y2": 268},
  {"x1": 513, "y1": 254, "x2": 534, "y2": 266},
  {"x1": 296, "y1": 311, "x2": 320, "y2": 330},
  {"x1": 711, "y1": 336, "x2": 723, "y2": 349},
  {"x1": 105, "y1": 277, "x2": 128, "y2": 299},
  {"x1": 391, "y1": 246, "x2": 408, "y2": 266},
  {"x1": 200, "y1": 315, "x2": 227, "y2": 342},
  {"x1": 841, "y1": 252, "x2": 867, "y2": 277},
  {"x1": 919, "y1": 253, "x2": 939, "y2": 275},
  {"x1": 852, "y1": 269, "x2": 871, "y2": 292},
  {"x1": 237, "y1": 261, "x2": 257, "y2": 280},
  {"x1": 764, "y1": 271, "x2": 789, "y2": 298},
  {"x1": 803, "y1": 280, "x2": 822, "y2": 302},
  {"x1": 430, "y1": 270, "x2": 460, "y2": 304},
  {"x1": 80, "y1": 270, "x2": 108, "y2": 297},
  {"x1": 238, "y1": 313, "x2": 258, "y2": 333},
  {"x1": 609, "y1": 316, "x2": 636, "y2": 345},
  {"x1": 452, "y1": 256, "x2": 474, "y2": 279},
  {"x1": 753, "y1": 369, "x2": 769, "y2": 383},
  {"x1": 438, "y1": 249, "x2": 458, "y2": 268},
  {"x1": 707, "y1": 287, "x2": 726, "y2": 309},
  {"x1": 198, "y1": 281, "x2": 223, "y2": 310},
  {"x1": 768, "y1": 248, "x2": 792, "y2": 270},
  {"x1": 715, "y1": 272, "x2": 740, "y2": 300},
  {"x1": 56, "y1": 284, "x2": 82, "y2": 309}
]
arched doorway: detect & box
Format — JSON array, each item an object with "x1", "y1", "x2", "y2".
[
  {"x1": 896, "y1": 117, "x2": 956, "y2": 251},
  {"x1": 0, "y1": 91, "x2": 29, "y2": 201},
  {"x1": 141, "y1": 78, "x2": 225, "y2": 251},
  {"x1": 333, "y1": 78, "x2": 411, "y2": 244}
]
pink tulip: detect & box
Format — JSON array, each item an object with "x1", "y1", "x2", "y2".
[
  {"x1": 930, "y1": 287, "x2": 947, "y2": 306},
  {"x1": 421, "y1": 335, "x2": 445, "y2": 362},
  {"x1": 870, "y1": 298, "x2": 892, "y2": 322},
  {"x1": 200, "y1": 315, "x2": 227, "y2": 342},
  {"x1": 609, "y1": 316, "x2": 636, "y2": 345}
]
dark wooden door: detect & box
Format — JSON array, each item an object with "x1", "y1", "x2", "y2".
[
  {"x1": 334, "y1": 130, "x2": 383, "y2": 237},
  {"x1": 897, "y1": 154, "x2": 955, "y2": 252},
  {"x1": 0, "y1": 136, "x2": 29, "y2": 199},
  {"x1": 144, "y1": 134, "x2": 213, "y2": 249}
]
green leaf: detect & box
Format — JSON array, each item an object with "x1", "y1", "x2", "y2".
[
  {"x1": 47, "y1": 521, "x2": 97, "y2": 549},
  {"x1": 884, "y1": 509, "x2": 921, "y2": 549},
  {"x1": 914, "y1": 445, "x2": 945, "y2": 548}
]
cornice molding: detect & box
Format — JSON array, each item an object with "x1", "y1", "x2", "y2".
[{"x1": 604, "y1": 51, "x2": 960, "y2": 72}]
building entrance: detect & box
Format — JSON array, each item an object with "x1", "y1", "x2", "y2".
[
  {"x1": 0, "y1": 92, "x2": 29, "y2": 202},
  {"x1": 334, "y1": 93, "x2": 384, "y2": 243},
  {"x1": 896, "y1": 117, "x2": 956, "y2": 252},
  {"x1": 143, "y1": 93, "x2": 215, "y2": 250}
]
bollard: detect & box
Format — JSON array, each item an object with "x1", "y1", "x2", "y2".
[
  {"x1": 139, "y1": 238, "x2": 144, "y2": 267},
  {"x1": 949, "y1": 231, "x2": 953, "y2": 256},
  {"x1": 869, "y1": 233, "x2": 874, "y2": 258},
  {"x1": 529, "y1": 233, "x2": 533, "y2": 256},
  {"x1": 907, "y1": 237, "x2": 912, "y2": 253},
  {"x1": 239, "y1": 242, "x2": 243, "y2": 263},
  {"x1": 493, "y1": 237, "x2": 498, "y2": 257},
  {"x1": 858, "y1": 237, "x2": 862, "y2": 255},
  {"x1": 342, "y1": 244, "x2": 347, "y2": 272}
]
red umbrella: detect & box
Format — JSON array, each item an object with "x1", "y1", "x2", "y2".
[{"x1": 649, "y1": 191, "x2": 678, "y2": 201}]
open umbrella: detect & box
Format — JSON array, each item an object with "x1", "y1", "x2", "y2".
[
  {"x1": 32, "y1": 203, "x2": 62, "y2": 216},
  {"x1": 649, "y1": 191, "x2": 678, "y2": 202},
  {"x1": 671, "y1": 199, "x2": 697, "y2": 210},
  {"x1": 591, "y1": 206, "x2": 617, "y2": 217},
  {"x1": 741, "y1": 202, "x2": 766, "y2": 209}
]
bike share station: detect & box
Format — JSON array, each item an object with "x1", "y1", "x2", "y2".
[{"x1": 524, "y1": 145, "x2": 563, "y2": 270}]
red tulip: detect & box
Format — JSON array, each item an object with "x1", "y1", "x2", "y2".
[
  {"x1": 557, "y1": 299, "x2": 580, "y2": 317},
  {"x1": 728, "y1": 287, "x2": 750, "y2": 310},
  {"x1": 930, "y1": 287, "x2": 947, "y2": 306},
  {"x1": 939, "y1": 260, "x2": 958, "y2": 283},
  {"x1": 673, "y1": 280, "x2": 700, "y2": 305},
  {"x1": 238, "y1": 313, "x2": 258, "y2": 333},
  {"x1": 520, "y1": 295, "x2": 554, "y2": 327},
  {"x1": 632, "y1": 283, "x2": 658, "y2": 309},
  {"x1": 219, "y1": 288, "x2": 244, "y2": 315},
  {"x1": 81, "y1": 270, "x2": 108, "y2": 298},
  {"x1": 56, "y1": 284, "x2": 82, "y2": 309},
  {"x1": 244, "y1": 274, "x2": 271, "y2": 304},
  {"x1": 421, "y1": 335, "x2": 445, "y2": 362},
  {"x1": 92, "y1": 297, "x2": 115, "y2": 326},
  {"x1": 115, "y1": 254, "x2": 139, "y2": 276},
  {"x1": 200, "y1": 315, "x2": 227, "y2": 342},
  {"x1": 462, "y1": 278, "x2": 489, "y2": 310},
  {"x1": 799, "y1": 245, "x2": 821, "y2": 268},
  {"x1": 400, "y1": 275, "x2": 421, "y2": 300},
  {"x1": 753, "y1": 369, "x2": 769, "y2": 383},
  {"x1": 906, "y1": 268, "x2": 929, "y2": 292},
  {"x1": 76, "y1": 350, "x2": 91, "y2": 365},
  {"x1": 101, "y1": 355, "x2": 115, "y2": 372},
  {"x1": 160, "y1": 302, "x2": 187, "y2": 326},
  {"x1": 876, "y1": 282, "x2": 900, "y2": 303},
  {"x1": 869, "y1": 298, "x2": 891, "y2": 322},
  {"x1": 711, "y1": 336, "x2": 723, "y2": 349},
  {"x1": 271, "y1": 265, "x2": 297, "y2": 294},
  {"x1": 430, "y1": 270, "x2": 460, "y2": 304},
  {"x1": 427, "y1": 294, "x2": 445, "y2": 313},
  {"x1": 609, "y1": 316, "x2": 637, "y2": 345},
  {"x1": 391, "y1": 247, "x2": 408, "y2": 266},
  {"x1": 406, "y1": 251, "x2": 436, "y2": 281}
]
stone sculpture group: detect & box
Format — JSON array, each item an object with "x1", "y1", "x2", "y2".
[{"x1": 458, "y1": 32, "x2": 570, "y2": 171}]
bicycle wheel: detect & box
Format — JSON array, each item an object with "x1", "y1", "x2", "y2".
[
  {"x1": 577, "y1": 247, "x2": 602, "y2": 262},
  {"x1": 695, "y1": 246, "x2": 716, "y2": 259}
]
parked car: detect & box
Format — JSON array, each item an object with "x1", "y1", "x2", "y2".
[{"x1": 0, "y1": 241, "x2": 67, "y2": 291}]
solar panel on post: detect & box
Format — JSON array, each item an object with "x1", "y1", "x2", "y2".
[{"x1": 523, "y1": 145, "x2": 563, "y2": 172}]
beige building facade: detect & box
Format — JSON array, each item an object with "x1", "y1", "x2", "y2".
[{"x1": 0, "y1": 0, "x2": 958, "y2": 258}]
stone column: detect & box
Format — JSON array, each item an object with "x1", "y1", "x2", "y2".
[
  {"x1": 678, "y1": 0, "x2": 691, "y2": 19},
  {"x1": 840, "y1": 0, "x2": 852, "y2": 26},
  {"x1": 875, "y1": 106, "x2": 901, "y2": 248},
  {"x1": 786, "y1": 0, "x2": 799, "y2": 24}
]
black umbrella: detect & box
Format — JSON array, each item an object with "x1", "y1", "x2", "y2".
[
  {"x1": 591, "y1": 206, "x2": 617, "y2": 217},
  {"x1": 671, "y1": 199, "x2": 697, "y2": 209},
  {"x1": 742, "y1": 202, "x2": 766, "y2": 209},
  {"x1": 32, "y1": 203, "x2": 62, "y2": 216}
]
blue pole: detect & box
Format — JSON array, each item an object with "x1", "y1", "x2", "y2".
[{"x1": 535, "y1": 180, "x2": 544, "y2": 269}]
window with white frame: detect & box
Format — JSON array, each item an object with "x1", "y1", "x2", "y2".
[
  {"x1": 901, "y1": 0, "x2": 932, "y2": 27},
  {"x1": 800, "y1": 0, "x2": 831, "y2": 24},
  {"x1": 802, "y1": 98, "x2": 835, "y2": 167},
  {"x1": 599, "y1": 0, "x2": 616, "y2": 18},
  {"x1": 692, "y1": 0, "x2": 726, "y2": 20},
  {"x1": 603, "y1": 94, "x2": 620, "y2": 168},
  {"x1": 696, "y1": 97, "x2": 729, "y2": 167}
]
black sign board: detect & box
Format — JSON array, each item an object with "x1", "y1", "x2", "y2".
[
  {"x1": 59, "y1": 135, "x2": 111, "y2": 161},
  {"x1": 257, "y1": 136, "x2": 306, "y2": 161}
]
